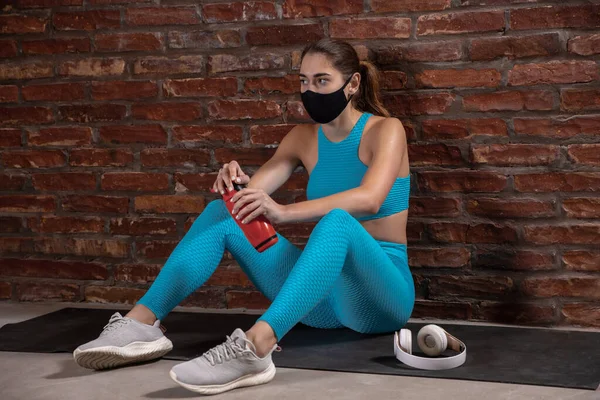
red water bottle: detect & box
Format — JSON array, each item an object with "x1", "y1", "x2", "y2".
[{"x1": 221, "y1": 182, "x2": 279, "y2": 252}]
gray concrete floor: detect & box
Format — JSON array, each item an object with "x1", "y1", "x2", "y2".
[{"x1": 0, "y1": 302, "x2": 598, "y2": 400}]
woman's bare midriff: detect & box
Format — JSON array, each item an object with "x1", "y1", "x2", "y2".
[{"x1": 299, "y1": 116, "x2": 409, "y2": 246}]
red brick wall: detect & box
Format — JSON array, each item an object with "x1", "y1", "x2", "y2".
[{"x1": 1, "y1": 0, "x2": 599, "y2": 328}]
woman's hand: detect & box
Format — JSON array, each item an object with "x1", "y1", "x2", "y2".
[
  {"x1": 212, "y1": 160, "x2": 250, "y2": 195},
  {"x1": 230, "y1": 188, "x2": 287, "y2": 224}
]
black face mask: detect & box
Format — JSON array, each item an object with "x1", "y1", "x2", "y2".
[{"x1": 301, "y1": 74, "x2": 354, "y2": 124}]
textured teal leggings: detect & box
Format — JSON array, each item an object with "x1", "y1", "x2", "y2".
[{"x1": 137, "y1": 199, "x2": 415, "y2": 340}]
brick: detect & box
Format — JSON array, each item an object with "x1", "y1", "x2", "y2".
[
  {"x1": 429, "y1": 275, "x2": 514, "y2": 298},
  {"x1": 91, "y1": 81, "x2": 157, "y2": 101},
  {"x1": 471, "y1": 144, "x2": 558, "y2": 166},
  {"x1": 208, "y1": 100, "x2": 281, "y2": 120},
  {"x1": 562, "y1": 303, "x2": 600, "y2": 328},
  {"x1": 99, "y1": 125, "x2": 167, "y2": 145},
  {"x1": 411, "y1": 300, "x2": 472, "y2": 320},
  {"x1": 0, "y1": 238, "x2": 33, "y2": 254},
  {"x1": 205, "y1": 264, "x2": 253, "y2": 288},
  {"x1": 132, "y1": 103, "x2": 202, "y2": 121},
  {"x1": 0, "y1": 86, "x2": 18, "y2": 103},
  {"x1": 0, "y1": 60, "x2": 54, "y2": 80},
  {"x1": 58, "y1": 58, "x2": 125, "y2": 77},
  {"x1": 164, "y1": 78, "x2": 237, "y2": 98},
  {"x1": 372, "y1": 0, "x2": 449, "y2": 12},
  {"x1": 53, "y1": 10, "x2": 120, "y2": 30},
  {"x1": 70, "y1": 149, "x2": 133, "y2": 167},
  {"x1": 568, "y1": 144, "x2": 600, "y2": 166},
  {"x1": 0, "y1": 40, "x2": 18, "y2": 57},
  {"x1": 101, "y1": 172, "x2": 169, "y2": 192},
  {"x1": 173, "y1": 125, "x2": 243, "y2": 144},
  {"x1": 244, "y1": 75, "x2": 299, "y2": 95},
  {"x1": 214, "y1": 148, "x2": 276, "y2": 166},
  {"x1": 467, "y1": 197, "x2": 555, "y2": 218},
  {"x1": 32, "y1": 172, "x2": 96, "y2": 191},
  {"x1": 514, "y1": 173, "x2": 600, "y2": 192},
  {"x1": 384, "y1": 93, "x2": 455, "y2": 116},
  {"x1": 61, "y1": 195, "x2": 129, "y2": 213},
  {"x1": 181, "y1": 288, "x2": 226, "y2": 309},
  {"x1": 141, "y1": 149, "x2": 210, "y2": 168},
  {"x1": 249, "y1": 125, "x2": 293, "y2": 145},
  {"x1": 416, "y1": 69, "x2": 500, "y2": 88},
  {"x1": 407, "y1": 247, "x2": 469, "y2": 268},
  {"x1": 422, "y1": 118, "x2": 506, "y2": 141},
  {"x1": 114, "y1": 263, "x2": 161, "y2": 284},
  {"x1": 226, "y1": 290, "x2": 271, "y2": 309},
  {"x1": 59, "y1": 104, "x2": 126, "y2": 123},
  {"x1": 283, "y1": 0, "x2": 362, "y2": 18},
  {"x1": 377, "y1": 41, "x2": 462, "y2": 63},
  {"x1": 0, "y1": 129, "x2": 22, "y2": 147},
  {"x1": 0, "y1": 258, "x2": 107, "y2": 280},
  {"x1": 22, "y1": 83, "x2": 85, "y2": 102},
  {"x1": 0, "y1": 107, "x2": 54, "y2": 125},
  {"x1": 2, "y1": 150, "x2": 65, "y2": 168},
  {"x1": 0, "y1": 195, "x2": 55, "y2": 212},
  {"x1": 208, "y1": 53, "x2": 285, "y2": 74},
  {"x1": 168, "y1": 30, "x2": 241, "y2": 49},
  {"x1": 28, "y1": 216, "x2": 103, "y2": 233},
  {"x1": 418, "y1": 171, "x2": 507, "y2": 192},
  {"x1": 34, "y1": 238, "x2": 129, "y2": 258},
  {"x1": 563, "y1": 251, "x2": 600, "y2": 272},
  {"x1": 135, "y1": 195, "x2": 206, "y2": 214},
  {"x1": 0, "y1": 217, "x2": 22, "y2": 233},
  {"x1": 470, "y1": 33, "x2": 560, "y2": 61},
  {"x1": 95, "y1": 32, "x2": 163, "y2": 52},
  {"x1": 126, "y1": 7, "x2": 200, "y2": 26},
  {"x1": 174, "y1": 173, "x2": 218, "y2": 192},
  {"x1": 524, "y1": 225, "x2": 600, "y2": 245},
  {"x1": 246, "y1": 24, "x2": 324, "y2": 46},
  {"x1": 205, "y1": 2, "x2": 277, "y2": 22},
  {"x1": 0, "y1": 282, "x2": 11, "y2": 299},
  {"x1": 133, "y1": 55, "x2": 204, "y2": 76},
  {"x1": 408, "y1": 144, "x2": 464, "y2": 166},
  {"x1": 381, "y1": 71, "x2": 408, "y2": 90},
  {"x1": 522, "y1": 277, "x2": 600, "y2": 299},
  {"x1": 18, "y1": 0, "x2": 82, "y2": 7},
  {"x1": 475, "y1": 250, "x2": 556, "y2": 271},
  {"x1": 17, "y1": 283, "x2": 79, "y2": 302},
  {"x1": 0, "y1": 14, "x2": 48, "y2": 34},
  {"x1": 285, "y1": 101, "x2": 310, "y2": 122},
  {"x1": 135, "y1": 240, "x2": 178, "y2": 259},
  {"x1": 430, "y1": 222, "x2": 518, "y2": 244},
  {"x1": 463, "y1": 90, "x2": 554, "y2": 112},
  {"x1": 0, "y1": 174, "x2": 26, "y2": 190},
  {"x1": 475, "y1": 302, "x2": 557, "y2": 325},
  {"x1": 408, "y1": 197, "x2": 460, "y2": 217},
  {"x1": 110, "y1": 217, "x2": 177, "y2": 236},
  {"x1": 84, "y1": 286, "x2": 145, "y2": 305},
  {"x1": 568, "y1": 34, "x2": 600, "y2": 56},
  {"x1": 561, "y1": 89, "x2": 600, "y2": 112},
  {"x1": 508, "y1": 61, "x2": 598, "y2": 86},
  {"x1": 418, "y1": 11, "x2": 504, "y2": 36},
  {"x1": 511, "y1": 5, "x2": 600, "y2": 30},
  {"x1": 330, "y1": 17, "x2": 411, "y2": 39},
  {"x1": 514, "y1": 117, "x2": 600, "y2": 139},
  {"x1": 562, "y1": 198, "x2": 600, "y2": 219},
  {"x1": 89, "y1": 0, "x2": 152, "y2": 4},
  {"x1": 22, "y1": 38, "x2": 90, "y2": 55}
]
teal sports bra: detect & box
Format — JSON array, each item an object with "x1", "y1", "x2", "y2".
[{"x1": 306, "y1": 112, "x2": 410, "y2": 221}]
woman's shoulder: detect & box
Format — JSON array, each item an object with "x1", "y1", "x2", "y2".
[{"x1": 364, "y1": 114, "x2": 405, "y2": 139}]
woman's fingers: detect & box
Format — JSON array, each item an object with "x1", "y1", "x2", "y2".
[
  {"x1": 235, "y1": 199, "x2": 261, "y2": 221},
  {"x1": 240, "y1": 203, "x2": 264, "y2": 224}
]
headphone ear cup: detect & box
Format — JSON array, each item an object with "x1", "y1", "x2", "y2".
[
  {"x1": 399, "y1": 329, "x2": 412, "y2": 355},
  {"x1": 417, "y1": 325, "x2": 447, "y2": 357}
]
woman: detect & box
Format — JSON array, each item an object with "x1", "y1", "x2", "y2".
[{"x1": 73, "y1": 38, "x2": 414, "y2": 395}]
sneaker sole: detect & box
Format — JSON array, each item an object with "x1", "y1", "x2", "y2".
[
  {"x1": 73, "y1": 336, "x2": 173, "y2": 370},
  {"x1": 169, "y1": 362, "x2": 276, "y2": 395}
]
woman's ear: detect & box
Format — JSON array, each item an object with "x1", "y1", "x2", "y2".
[{"x1": 350, "y1": 72, "x2": 361, "y2": 95}]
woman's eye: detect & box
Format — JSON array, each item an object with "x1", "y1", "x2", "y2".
[{"x1": 318, "y1": 79, "x2": 327, "y2": 85}]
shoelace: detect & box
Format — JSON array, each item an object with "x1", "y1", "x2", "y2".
[
  {"x1": 202, "y1": 335, "x2": 248, "y2": 366},
  {"x1": 101, "y1": 313, "x2": 130, "y2": 334}
]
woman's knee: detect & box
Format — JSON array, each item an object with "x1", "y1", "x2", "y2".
[{"x1": 318, "y1": 208, "x2": 353, "y2": 226}]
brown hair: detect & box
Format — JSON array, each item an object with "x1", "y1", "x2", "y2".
[{"x1": 300, "y1": 38, "x2": 390, "y2": 117}]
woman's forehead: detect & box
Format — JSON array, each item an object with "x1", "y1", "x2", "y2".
[{"x1": 299, "y1": 53, "x2": 338, "y2": 77}]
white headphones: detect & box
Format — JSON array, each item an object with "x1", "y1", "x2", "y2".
[{"x1": 394, "y1": 324, "x2": 467, "y2": 370}]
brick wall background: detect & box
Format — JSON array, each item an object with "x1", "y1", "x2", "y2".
[{"x1": 1, "y1": 0, "x2": 599, "y2": 328}]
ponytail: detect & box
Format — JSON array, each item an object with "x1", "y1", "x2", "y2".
[{"x1": 354, "y1": 60, "x2": 390, "y2": 117}]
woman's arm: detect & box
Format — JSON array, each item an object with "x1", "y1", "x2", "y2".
[{"x1": 281, "y1": 118, "x2": 406, "y2": 223}]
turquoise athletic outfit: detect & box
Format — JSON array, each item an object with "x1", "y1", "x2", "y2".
[{"x1": 137, "y1": 112, "x2": 415, "y2": 340}]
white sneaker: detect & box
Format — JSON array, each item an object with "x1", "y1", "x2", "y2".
[
  {"x1": 170, "y1": 328, "x2": 280, "y2": 395},
  {"x1": 73, "y1": 312, "x2": 173, "y2": 370}
]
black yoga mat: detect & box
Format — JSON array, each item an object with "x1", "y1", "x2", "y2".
[{"x1": 0, "y1": 307, "x2": 598, "y2": 390}]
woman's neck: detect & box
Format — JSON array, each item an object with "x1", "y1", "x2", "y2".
[{"x1": 320, "y1": 106, "x2": 363, "y2": 141}]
